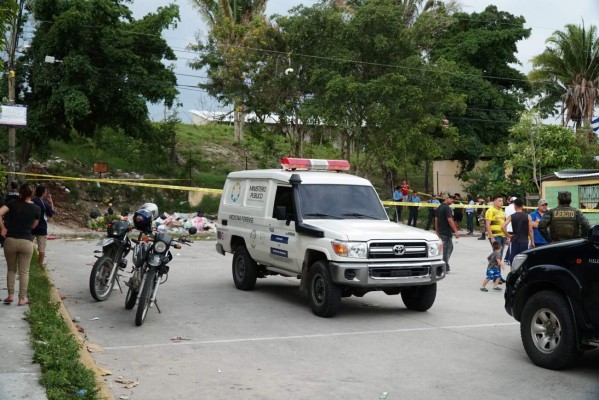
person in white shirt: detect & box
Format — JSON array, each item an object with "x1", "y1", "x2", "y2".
[{"x1": 503, "y1": 196, "x2": 517, "y2": 263}]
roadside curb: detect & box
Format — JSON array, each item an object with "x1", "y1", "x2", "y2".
[{"x1": 43, "y1": 268, "x2": 114, "y2": 400}]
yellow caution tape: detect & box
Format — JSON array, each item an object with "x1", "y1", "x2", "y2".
[{"x1": 0, "y1": 171, "x2": 223, "y2": 194}]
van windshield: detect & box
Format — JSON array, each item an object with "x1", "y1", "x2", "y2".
[{"x1": 299, "y1": 184, "x2": 388, "y2": 220}]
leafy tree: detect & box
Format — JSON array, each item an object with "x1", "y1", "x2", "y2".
[
  {"x1": 189, "y1": 0, "x2": 268, "y2": 141},
  {"x1": 430, "y1": 6, "x2": 531, "y2": 167},
  {"x1": 529, "y1": 23, "x2": 599, "y2": 132},
  {"x1": 0, "y1": 0, "x2": 19, "y2": 70},
  {"x1": 274, "y1": 0, "x2": 464, "y2": 191},
  {"x1": 17, "y1": 0, "x2": 180, "y2": 162},
  {"x1": 506, "y1": 110, "x2": 582, "y2": 193}
]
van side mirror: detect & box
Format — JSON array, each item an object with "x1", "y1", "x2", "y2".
[
  {"x1": 274, "y1": 206, "x2": 287, "y2": 220},
  {"x1": 589, "y1": 225, "x2": 599, "y2": 243}
]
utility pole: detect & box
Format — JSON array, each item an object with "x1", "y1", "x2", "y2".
[{"x1": 6, "y1": 0, "x2": 26, "y2": 186}]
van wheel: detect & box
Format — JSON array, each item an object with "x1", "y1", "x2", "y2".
[
  {"x1": 520, "y1": 290, "x2": 581, "y2": 370},
  {"x1": 401, "y1": 283, "x2": 436, "y2": 311},
  {"x1": 232, "y1": 245, "x2": 258, "y2": 291},
  {"x1": 308, "y1": 261, "x2": 342, "y2": 318}
]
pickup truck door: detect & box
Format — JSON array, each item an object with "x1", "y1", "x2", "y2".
[{"x1": 583, "y1": 244, "x2": 599, "y2": 327}]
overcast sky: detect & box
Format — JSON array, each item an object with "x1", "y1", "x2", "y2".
[{"x1": 131, "y1": 1, "x2": 599, "y2": 122}]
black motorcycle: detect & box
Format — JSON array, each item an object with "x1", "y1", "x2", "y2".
[
  {"x1": 89, "y1": 220, "x2": 133, "y2": 301},
  {"x1": 125, "y1": 228, "x2": 195, "y2": 326}
]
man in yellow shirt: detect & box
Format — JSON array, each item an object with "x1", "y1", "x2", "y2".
[{"x1": 485, "y1": 195, "x2": 507, "y2": 268}]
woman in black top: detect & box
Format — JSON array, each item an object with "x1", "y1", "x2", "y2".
[{"x1": 0, "y1": 184, "x2": 41, "y2": 306}]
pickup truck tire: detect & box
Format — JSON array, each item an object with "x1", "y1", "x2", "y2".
[
  {"x1": 308, "y1": 261, "x2": 342, "y2": 318},
  {"x1": 401, "y1": 283, "x2": 436, "y2": 311},
  {"x1": 520, "y1": 290, "x2": 582, "y2": 370},
  {"x1": 232, "y1": 245, "x2": 258, "y2": 291}
]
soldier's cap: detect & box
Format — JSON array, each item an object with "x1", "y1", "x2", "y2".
[{"x1": 538, "y1": 199, "x2": 548, "y2": 206}]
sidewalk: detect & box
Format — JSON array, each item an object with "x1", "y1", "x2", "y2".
[
  {"x1": 0, "y1": 222, "x2": 96, "y2": 400},
  {"x1": 0, "y1": 265, "x2": 47, "y2": 399}
]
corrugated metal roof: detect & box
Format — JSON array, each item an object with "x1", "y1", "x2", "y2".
[{"x1": 553, "y1": 169, "x2": 599, "y2": 179}]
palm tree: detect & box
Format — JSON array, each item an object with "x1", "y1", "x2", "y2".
[
  {"x1": 190, "y1": 0, "x2": 268, "y2": 141},
  {"x1": 529, "y1": 23, "x2": 599, "y2": 132}
]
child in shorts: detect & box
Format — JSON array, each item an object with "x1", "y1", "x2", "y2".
[{"x1": 481, "y1": 241, "x2": 505, "y2": 292}]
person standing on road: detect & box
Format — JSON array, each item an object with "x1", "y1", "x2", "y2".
[
  {"x1": 407, "y1": 190, "x2": 420, "y2": 227},
  {"x1": 476, "y1": 195, "x2": 487, "y2": 240},
  {"x1": 480, "y1": 241, "x2": 506, "y2": 292},
  {"x1": 485, "y1": 195, "x2": 507, "y2": 282},
  {"x1": 501, "y1": 198, "x2": 534, "y2": 264},
  {"x1": 425, "y1": 194, "x2": 440, "y2": 230},
  {"x1": 0, "y1": 183, "x2": 41, "y2": 306},
  {"x1": 538, "y1": 191, "x2": 590, "y2": 242},
  {"x1": 452, "y1": 193, "x2": 464, "y2": 231},
  {"x1": 530, "y1": 199, "x2": 548, "y2": 247},
  {"x1": 485, "y1": 195, "x2": 506, "y2": 256},
  {"x1": 32, "y1": 185, "x2": 55, "y2": 267},
  {"x1": 465, "y1": 195, "x2": 475, "y2": 235},
  {"x1": 392, "y1": 185, "x2": 401, "y2": 223},
  {"x1": 503, "y1": 196, "x2": 517, "y2": 263},
  {"x1": 435, "y1": 193, "x2": 460, "y2": 273}
]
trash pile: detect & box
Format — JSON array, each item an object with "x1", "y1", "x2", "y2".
[
  {"x1": 87, "y1": 210, "x2": 216, "y2": 233},
  {"x1": 154, "y1": 212, "x2": 216, "y2": 234}
]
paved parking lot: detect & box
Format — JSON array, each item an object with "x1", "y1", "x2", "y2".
[{"x1": 46, "y1": 235, "x2": 599, "y2": 400}]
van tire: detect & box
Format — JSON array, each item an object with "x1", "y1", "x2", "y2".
[
  {"x1": 401, "y1": 283, "x2": 436, "y2": 311},
  {"x1": 232, "y1": 245, "x2": 258, "y2": 291},
  {"x1": 308, "y1": 261, "x2": 342, "y2": 318}
]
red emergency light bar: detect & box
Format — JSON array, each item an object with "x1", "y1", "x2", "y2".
[{"x1": 281, "y1": 157, "x2": 350, "y2": 171}]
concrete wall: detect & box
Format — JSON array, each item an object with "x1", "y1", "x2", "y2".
[{"x1": 432, "y1": 159, "x2": 489, "y2": 196}]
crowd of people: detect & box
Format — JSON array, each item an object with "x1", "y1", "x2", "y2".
[
  {"x1": 1, "y1": 182, "x2": 54, "y2": 306},
  {"x1": 392, "y1": 182, "x2": 590, "y2": 291}
]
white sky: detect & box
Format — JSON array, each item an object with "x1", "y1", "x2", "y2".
[{"x1": 131, "y1": 1, "x2": 599, "y2": 122}]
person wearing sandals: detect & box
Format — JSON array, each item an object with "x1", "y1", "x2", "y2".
[
  {"x1": 0, "y1": 183, "x2": 41, "y2": 306},
  {"x1": 32, "y1": 185, "x2": 55, "y2": 267},
  {"x1": 481, "y1": 241, "x2": 505, "y2": 292}
]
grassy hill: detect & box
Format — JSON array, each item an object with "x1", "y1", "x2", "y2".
[{"x1": 33, "y1": 123, "x2": 252, "y2": 226}]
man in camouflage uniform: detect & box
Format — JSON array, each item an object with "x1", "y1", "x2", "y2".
[{"x1": 538, "y1": 191, "x2": 590, "y2": 242}]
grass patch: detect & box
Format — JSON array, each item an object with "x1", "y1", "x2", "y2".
[{"x1": 27, "y1": 254, "x2": 99, "y2": 400}]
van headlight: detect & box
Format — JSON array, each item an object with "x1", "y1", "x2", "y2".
[
  {"x1": 332, "y1": 241, "x2": 367, "y2": 259},
  {"x1": 428, "y1": 241, "x2": 442, "y2": 257},
  {"x1": 511, "y1": 254, "x2": 527, "y2": 271}
]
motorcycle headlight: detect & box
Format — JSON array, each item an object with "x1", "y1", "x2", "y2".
[
  {"x1": 148, "y1": 254, "x2": 162, "y2": 267},
  {"x1": 154, "y1": 240, "x2": 168, "y2": 253},
  {"x1": 332, "y1": 241, "x2": 367, "y2": 259},
  {"x1": 511, "y1": 254, "x2": 527, "y2": 271},
  {"x1": 428, "y1": 241, "x2": 442, "y2": 257}
]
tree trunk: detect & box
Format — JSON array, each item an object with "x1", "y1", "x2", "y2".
[
  {"x1": 233, "y1": 103, "x2": 245, "y2": 142},
  {"x1": 424, "y1": 159, "x2": 430, "y2": 194}
]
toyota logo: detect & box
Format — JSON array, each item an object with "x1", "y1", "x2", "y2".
[{"x1": 393, "y1": 244, "x2": 406, "y2": 255}]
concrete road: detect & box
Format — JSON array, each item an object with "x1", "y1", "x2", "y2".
[{"x1": 46, "y1": 235, "x2": 599, "y2": 400}]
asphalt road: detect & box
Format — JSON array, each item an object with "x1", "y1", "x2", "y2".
[{"x1": 46, "y1": 235, "x2": 599, "y2": 400}]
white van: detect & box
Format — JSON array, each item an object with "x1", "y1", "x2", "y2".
[{"x1": 215, "y1": 158, "x2": 446, "y2": 317}]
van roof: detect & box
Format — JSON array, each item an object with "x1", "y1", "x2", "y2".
[{"x1": 226, "y1": 169, "x2": 372, "y2": 185}]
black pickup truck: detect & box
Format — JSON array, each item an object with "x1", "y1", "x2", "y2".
[{"x1": 504, "y1": 226, "x2": 599, "y2": 370}]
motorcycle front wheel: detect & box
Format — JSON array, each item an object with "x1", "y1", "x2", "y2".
[
  {"x1": 90, "y1": 255, "x2": 117, "y2": 301},
  {"x1": 125, "y1": 287, "x2": 138, "y2": 310},
  {"x1": 135, "y1": 269, "x2": 158, "y2": 326}
]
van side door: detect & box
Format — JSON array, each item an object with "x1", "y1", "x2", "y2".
[{"x1": 267, "y1": 185, "x2": 301, "y2": 273}]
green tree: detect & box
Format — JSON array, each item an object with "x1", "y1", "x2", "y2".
[
  {"x1": 0, "y1": 0, "x2": 19, "y2": 70},
  {"x1": 18, "y1": 0, "x2": 180, "y2": 162},
  {"x1": 430, "y1": 6, "x2": 531, "y2": 167},
  {"x1": 506, "y1": 110, "x2": 582, "y2": 193},
  {"x1": 189, "y1": 0, "x2": 268, "y2": 142},
  {"x1": 529, "y1": 23, "x2": 599, "y2": 132}
]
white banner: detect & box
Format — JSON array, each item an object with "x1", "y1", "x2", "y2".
[{"x1": 0, "y1": 105, "x2": 27, "y2": 126}]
